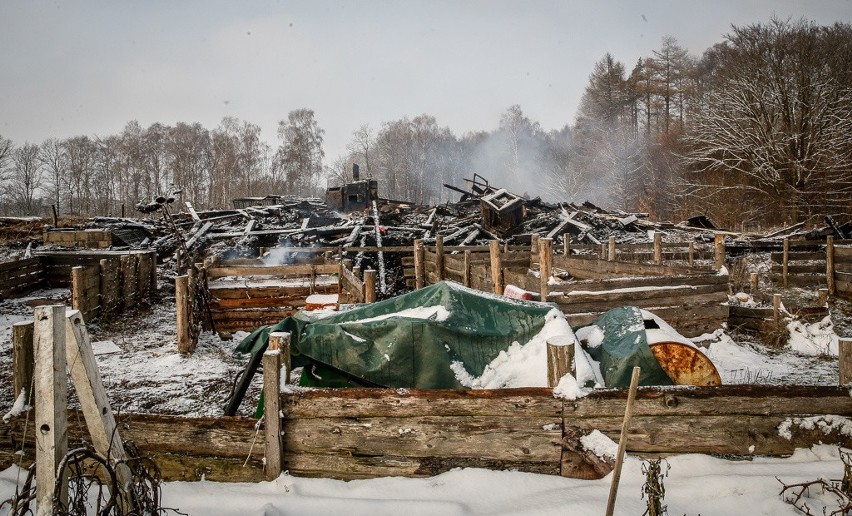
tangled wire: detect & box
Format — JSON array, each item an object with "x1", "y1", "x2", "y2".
[{"x1": 0, "y1": 441, "x2": 184, "y2": 515}]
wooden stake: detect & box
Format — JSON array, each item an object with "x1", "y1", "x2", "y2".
[
  {"x1": 435, "y1": 234, "x2": 445, "y2": 281},
  {"x1": 840, "y1": 338, "x2": 852, "y2": 385},
  {"x1": 605, "y1": 366, "x2": 641, "y2": 516},
  {"x1": 750, "y1": 273, "x2": 759, "y2": 293},
  {"x1": 489, "y1": 240, "x2": 504, "y2": 295},
  {"x1": 71, "y1": 265, "x2": 85, "y2": 315},
  {"x1": 773, "y1": 293, "x2": 782, "y2": 323},
  {"x1": 263, "y1": 349, "x2": 283, "y2": 480},
  {"x1": 688, "y1": 242, "x2": 694, "y2": 267},
  {"x1": 546, "y1": 336, "x2": 575, "y2": 388},
  {"x1": 539, "y1": 238, "x2": 553, "y2": 302},
  {"x1": 176, "y1": 275, "x2": 193, "y2": 353},
  {"x1": 818, "y1": 288, "x2": 829, "y2": 306},
  {"x1": 563, "y1": 238, "x2": 570, "y2": 256},
  {"x1": 34, "y1": 305, "x2": 68, "y2": 514},
  {"x1": 827, "y1": 236, "x2": 836, "y2": 296},
  {"x1": 269, "y1": 331, "x2": 292, "y2": 384},
  {"x1": 608, "y1": 236, "x2": 616, "y2": 262},
  {"x1": 364, "y1": 270, "x2": 377, "y2": 303},
  {"x1": 714, "y1": 234, "x2": 726, "y2": 270},
  {"x1": 414, "y1": 240, "x2": 425, "y2": 289},
  {"x1": 653, "y1": 232, "x2": 662, "y2": 265},
  {"x1": 12, "y1": 320, "x2": 34, "y2": 404},
  {"x1": 782, "y1": 238, "x2": 790, "y2": 288},
  {"x1": 463, "y1": 250, "x2": 471, "y2": 287},
  {"x1": 531, "y1": 234, "x2": 540, "y2": 267}
]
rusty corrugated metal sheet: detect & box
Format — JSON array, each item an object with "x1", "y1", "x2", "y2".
[{"x1": 650, "y1": 342, "x2": 722, "y2": 386}]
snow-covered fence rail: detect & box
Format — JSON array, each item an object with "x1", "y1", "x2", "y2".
[
  {"x1": 546, "y1": 274, "x2": 730, "y2": 337},
  {"x1": 0, "y1": 257, "x2": 46, "y2": 298},
  {"x1": 271, "y1": 385, "x2": 852, "y2": 481}
]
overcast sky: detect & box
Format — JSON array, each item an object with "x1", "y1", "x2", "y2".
[{"x1": 1, "y1": 1, "x2": 850, "y2": 160}]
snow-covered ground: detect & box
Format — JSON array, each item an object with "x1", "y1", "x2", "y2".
[
  {"x1": 0, "y1": 283, "x2": 849, "y2": 514},
  {"x1": 0, "y1": 445, "x2": 849, "y2": 514}
]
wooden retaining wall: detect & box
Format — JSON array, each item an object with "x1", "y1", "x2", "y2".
[
  {"x1": 68, "y1": 252, "x2": 157, "y2": 322},
  {"x1": 0, "y1": 411, "x2": 264, "y2": 483},
  {"x1": 0, "y1": 257, "x2": 46, "y2": 298},
  {"x1": 833, "y1": 241, "x2": 852, "y2": 299},
  {"x1": 770, "y1": 240, "x2": 827, "y2": 288},
  {"x1": 274, "y1": 385, "x2": 852, "y2": 481},
  {"x1": 203, "y1": 261, "x2": 371, "y2": 333},
  {"x1": 546, "y1": 273, "x2": 730, "y2": 336}
]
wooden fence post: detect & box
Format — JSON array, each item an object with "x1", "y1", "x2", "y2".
[
  {"x1": 782, "y1": 238, "x2": 790, "y2": 288},
  {"x1": 688, "y1": 242, "x2": 694, "y2": 267},
  {"x1": 364, "y1": 270, "x2": 377, "y2": 303},
  {"x1": 531, "y1": 234, "x2": 540, "y2": 267},
  {"x1": 435, "y1": 234, "x2": 445, "y2": 281},
  {"x1": 12, "y1": 320, "x2": 34, "y2": 402},
  {"x1": 599, "y1": 243, "x2": 606, "y2": 260},
  {"x1": 563, "y1": 238, "x2": 570, "y2": 256},
  {"x1": 714, "y1": 234, "x2": 726, "y2": 270},
  {"x1": 34, "y1": 305, "x2": 68, "y2": 514},
  {"x1": 176, "y1": 275, "x2": 193, "y2": 353},
  {"x1": 773, "y1": 293, "x2": 782, "y2": 323},
  {"x1": 840, "y1": 338, "x2": 852, "y2": 385},
  {"x1": 546, "y1": 335, "x2": 575, "y2": 388},
  {"x1": 818, "y1": 288, "x2": 829, "y2": 306},
  {"x1": 263, "y1": 348, "x2": 283, "y2": 481},
  {"x1": 539, "y1": 238, "x2": 553, "y2": 302},
  {"x1": 414, "y1": 240, "x2": 425, "y2": 289},
  {"x1": 352, "y1": 265, "x2": 362, "y2": 279},
  {"x1": 489, "y1": 240, "x2": 504, "y2": 295},
  {"x1": 463, "y1": 250, "x2": 471, "y2": 287},
  {"x1": 827, "y1": 236, "x2": 835, "y2": 296},
  {"x1": 750, "y1": 273, "x2": 759, "y2": 293},
  {"x1": 608, "y1": 236, "x2": 616, "y2": 262},
  {"x1": 269, "y1": 332, "x2": 292, "y2": 383},
  {"x1": 653, "y1": 232, "x2": 662, "y2": 265},
  {"x1": 71, "y1": 265, "x2": 85, "y2": 316}
]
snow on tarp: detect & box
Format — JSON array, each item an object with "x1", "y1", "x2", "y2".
[{"x1": 235, "y1": 281, "x2": 577, "y2": 390}]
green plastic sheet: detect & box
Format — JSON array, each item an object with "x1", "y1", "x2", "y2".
[{"x1": 234, "y1": 281, "x2": 554, "y2": 389}]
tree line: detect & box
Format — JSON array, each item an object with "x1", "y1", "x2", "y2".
[{"x1": 1, "y1": 18, "x2": 849, "y2": 228}]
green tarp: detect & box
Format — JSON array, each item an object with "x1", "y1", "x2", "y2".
[
  {"x1": 234, "y1": 281, "x2": 554, "y2": 389},
  {"x1": 584, "y1": 306, "x2": 674, "y2": 388}
]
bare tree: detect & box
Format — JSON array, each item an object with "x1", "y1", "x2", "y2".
[
  {"x1": 275, "y1": 109, "x2": 325, "y2": 197},
  {"x1": 9, "y1": 143, "x2": 43, "y2": 214},
  {"x1": 682, "y1": 19, "x2": 852, "y2": 224},
  {"x1": 346, "y1": 124, "x2": 375, "y2": 178},
  {"x1": 40, "y1": 138, "x2": 68, "y2": 211}
]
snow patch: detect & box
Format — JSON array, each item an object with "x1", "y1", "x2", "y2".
[
  {"x1": 778, "y1": 415, "x2": 852, "y2": 440},
  {"x1": 580, "y1": 430, "x2": 618, "y2": 461}
]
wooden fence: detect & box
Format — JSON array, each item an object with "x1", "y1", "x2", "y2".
[
  {"x1": 417, "y1": 237, "x2": 727, "y2": 338},
  {"x1": 0, "y1": 251, "x2": 156, "y2": 323},
  {"x1": 269, "y1": 385, "x2": 852, "y2": 481},
  {"x1": 198, "y1": 260, "x2": 376, "y2": 332}
]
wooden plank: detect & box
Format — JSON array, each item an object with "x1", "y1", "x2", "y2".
[
  {"x1": 282, "y1": 388, "x2": 561, "y2": 418},
  {"x1": 207, "y1": 264, "x2": 339, "y2": 279},
  {"x1": 567, "y1": 385, "x2": 852, "y2": 417},
  {"x1": 64, "y1": 310, "x2": 132, "y2": 506},
  {"x1": 34, "y1": 305, "x2": 68, "y2": 513},
  {"x1": 284, "y1": 415, "x2": 562, "y2": 462},
  {"x1": 209, "y1": 284, "x2": 338, "y2": 300},
  {"x1": 557, "y1": 282, "x2": 726, "y2": 304},
  {"x1": 0, "y1": 256, "x2": 42, "y2": 273},
  {"x1": 283, "y1": 452, "x2": 559, "y2": 481}
]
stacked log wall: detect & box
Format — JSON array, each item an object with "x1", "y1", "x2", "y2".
[{"x1": 833, "y1": 245, "x2": 852, "y2": 299}]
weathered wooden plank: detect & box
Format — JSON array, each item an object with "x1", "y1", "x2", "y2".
[
  {"x1": 556, "y1": 292, "x2": 727, "y2": 315},
  {"x1": 770, "y1": 251, "x2": 825, "y2": 261},
  {"x1": 556, "y1": 283, "x2": 726, "y2": 305},
  {"x1": 211, "y1": 297, "x2": 312, "y2": 310},
  {"x1": 283, "y1": 452, "x2": 559, "y2": 481},
  {"x1": 284, "y1": 415, "x2": 562, "y2": 461},
  {"x1": 771, "y1": 263, "x2": 826, "y2": 274},
  {"x1": 567, "y1": 385, "x2": 852, "y2": 417},
  {"x1": 832, "y1": 246, "x2": 852, "y2": 258},
  {"x1": 207, "y1": 264, "x2": 339, "y2": 279},
  {"x1": 282, "y1": 388, "x2": 561, "y2": 418},
  {"x1": 208, "y1": 284, "x2": 338, "y2": 300}
]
